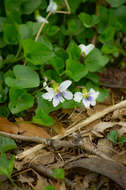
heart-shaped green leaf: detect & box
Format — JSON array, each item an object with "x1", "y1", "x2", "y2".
[
  {"x1": 79, "y1": 13, "x2": 99, "y2": 28},
  {"x1": 5, "y1": 65, "x2": 40, "y2": 88},
  {"x1": 0, "y1": 135, "x2": 17, "y2": 153},
  {"x1": 0, "y1": 154, "x2": 15, "y2": 178},
  {"x1": 22, "y1": 38, "x2": 54, "y2": 65},
  {"x1": 9, "y1": 88, "x2": 34, "y2": 114}
]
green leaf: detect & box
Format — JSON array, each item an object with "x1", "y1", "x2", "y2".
[
  {"x1": 33, "y1": 107, "x2": 55, "y2": 126},
  {"x1": 97, "y1": 88, "x2": 109, "y2": 102},
  {"x1": 3, "y1": 24, "x2": 19, "y2": 44},
  {"x1": 105, "y1": 0, "x2": 126, "y2": 7},
  {"x1": 44, "y1": 186, "x2": 56, "y2": 190},
  {"x1": 66, "y1": 59, "x2": 88, "y2": 81},
  {"x1": 107, "y1": 130, "x2": 118, "y2": 143},
  {"x1": 4, "y1": 0, "x2": 21, "y2": 23},
  {"x1": 86, "y1": 73, "x2": 99, "y2": 84},
  {"x1": 67, "y1": 18, "x2": 83, "y2": 36},
  {"x1": 79, "y1": 13, "x2": 99, "y2": 28},
  {"x1": 66, "y1": 41, "x2": 81, "y2": 60},
  {"x1": 48, "y1": 49, "x2": 66, "y2": 72},
  {"x1": 0, "y1": 135, "x2": 17, "y2": 153},
  {"x1": 68, "y1": 0, "x2": 82, "y2": 13},
  {"x1": 99, "y1": 26, "x2": 116, "y2": 44},
  {"x1": 5, "y1": 65, "x2": 40, "y2": 88},
  {"x1": 101, "y1": 44, "x2": 119, "y2": 55},
  {"x1": 0, "y1": 154, "x2": 15, "y2": 178},
  {"x1": 46, "y1": 25, "x2": 60, "y2": 36},
  {"x1": 44, "y1": 70, "x2": 61, "y2": 82},
  {"x1": 114, "y1": 6, "x2": 126, "y2": 34},
  {"x1": 53, "y1": 168, "x2": 65, "y2": 180},
  {"x1": 97, "y1": 6, "x2": 109, "y2": 33},
  {"x1": 22, "y1": 39, "x2": 54, "y2": 65},
  {"x1": 36, "y1": 94, "x2": 60, "y2": 114},
  {"x1": 19, "y1": 22, "x2": 41, "y2": 40},
  {"x1": 118, "y1": 137, "x2": 126, "y2": 143},
  {"x1": 21, "y1": 0, "x2": 42, "y2": 14},
  {"x1": 0, "y1": 106, "x2": 10, "y2": 117},
  {"x1": 49, "y1": 55, "x2": 64, "y2": 74},
  {"x1": 62, "y1": 100, "x2": 77, "y2": 109},
  {"x1": 0, "y1": 84, "x2": 8, "y2": 103},
  {"x1": 0, "y1": 17, "x2": 6, "y2": 32},
  {"x1": 33, "y1": 93, "x2": 61, "y2": 126},
  {"x1": 85, "y1": 48, "x2": 109, "y2": 72},
  {"x1": 9, "y1": 88, "x2": 34, "y2": 114}
]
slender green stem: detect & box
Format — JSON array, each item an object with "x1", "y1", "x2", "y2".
[{"x1": 4, "y1": 55, "x2": 24, "y2": 64}]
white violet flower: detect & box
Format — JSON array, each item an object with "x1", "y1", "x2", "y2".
[
  {"x1": 42, "y1": 80, "x2": 73, "y2": 107},
  {"x1": 79, "y1": 44, "x2": 95, "y2": 56},
  {"x1": 36, "y1": 15, "x2": 48, "y2": 23},
  {"x1": 74, "y1": 88, "x2": 99, "y2": 109},
  {"x1": 47, "y1": 0, "x2": 58, "y2": 13}
]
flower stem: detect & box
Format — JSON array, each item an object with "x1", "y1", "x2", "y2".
[{"x1": 35, "y1": 11, "x2": 52, "y2": 42}]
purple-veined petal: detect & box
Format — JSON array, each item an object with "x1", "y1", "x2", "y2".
[
  {"x1": 42, "y1": 92, "x2": 54, "y2": 101},
  {"x1": 90, "y1": 99, "x2": 96, "y2": 106},
  {"x1": 63, "y1": 91, "x2": 73, "y2": 100},
  {"x1": 59, "y1": 80, "x2": 72, "y2": 92},
  {"x1": 58, "y1": 95, "x2": 65, "y2": 103},
  {"x1": 74, "y1": 92, "x2": 83, "y2": 103},
  {"x1": 82, "y1": 98, "x2": 90, "y2": 108},
  {"x1": 46, "y1": 87, "x2": 55, "y2": 95},
  {"x1": 52, "y1": 96, "x2": 60, "y2": 107},
  {"x1": 89, "y1": 88, "x2": 99, "y2": 100}
]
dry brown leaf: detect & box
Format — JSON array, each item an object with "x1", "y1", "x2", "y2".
[
  {"x1": 87, "y1": 104, "x2": 107, "y2": 116},
  {"x1": 113, "y1": 151, "x2": 126, "y2": 165},
  {"x1": 93, "y1": 122, "x2": 114, "y2": 133},
  {"x1": 0, "y1": 117, "x2": 18, "y2": 134},
  {"x1": 18, "y1": 174, "x2": 34, "y2": 185},
  {"x1": 56, "y1": 181, "x2": 66, "y2": 190},
  {"x1": 31, "y1": 170, "x2": 48, "y2": 190},
  {"x1": 51, "y1": 119, "x2": 65, "y2": 136},
  {"x1": 66, "y1": 157, "x2": 126, "y2": 189},
  {"x1": 16, "y1": 118, "x2": 51, "y2": 138},
  {"x1": 93, "y1": 121, "x2": 126, "y2": 136},
  {"x1": 112, "y1": 108, "x2": 126, "y2": 121},
  {"x1": 0, "y1": 117, "x2": 51, "y2": 139},
  {"x1": 32, "y1": 150, "x2": 54, "y2": 165},
  {"x1": 97, "y1": 139, "x2": 114, "y2": 157}
]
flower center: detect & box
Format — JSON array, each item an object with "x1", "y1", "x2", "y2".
[
  {"x1": 82, "y1": 88, "x2": 89, "y2": 98},
  {"x1": 52, "y1": 82, "x2": 60, "y2": 94}
]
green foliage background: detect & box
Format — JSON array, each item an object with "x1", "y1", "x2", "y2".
[{"x1": 0, "y1": 0, "x2": 126, "y2": 125}]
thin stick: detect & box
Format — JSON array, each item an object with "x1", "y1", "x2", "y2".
[
  {"x1": 31, "y1": 163, "x2": 74, "y2": 189},
  {"x1": 64, "y1": 0, "x2": 71, "y2": 13},
  {"x1": 35, "y1": 11, "x2": 52, "y2": 42},
  {"x1": 16, "y1": 99, "x2": 126, "y2": 160},
  {"x1": 55, "y1": 0, "x2": 71, "y2": 14},
  {"x1": 55, "y1": 99, "x2": 126, "y2": 138}
]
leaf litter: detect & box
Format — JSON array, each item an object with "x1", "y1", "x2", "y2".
[{"x1": 1, "y1": 89, "x2": 126, "y2": 189}]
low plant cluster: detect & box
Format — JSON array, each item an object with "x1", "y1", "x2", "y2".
[{"x1": 0, "y1": 0, "x2": 126, "y2": 126}]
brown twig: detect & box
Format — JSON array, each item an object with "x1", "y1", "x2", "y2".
[
  {"x1": 65, "y1": 157, "x2": 126, "y2": 190},
  {"x1": 0, "y1": 131, "x2": 113, "y2": 161},
  {"x1": 15, "y1": 99, "x2": 126, "y2": 160},
  {"x1": 30, "y1": 163, "x2": 75, "y2": 189},
  {"x1": 35, "y1": 11, "x2": 52, "y2": 42},
  {"x1": 56, "y1": 0, "x2": 71, "y2": 14}
]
